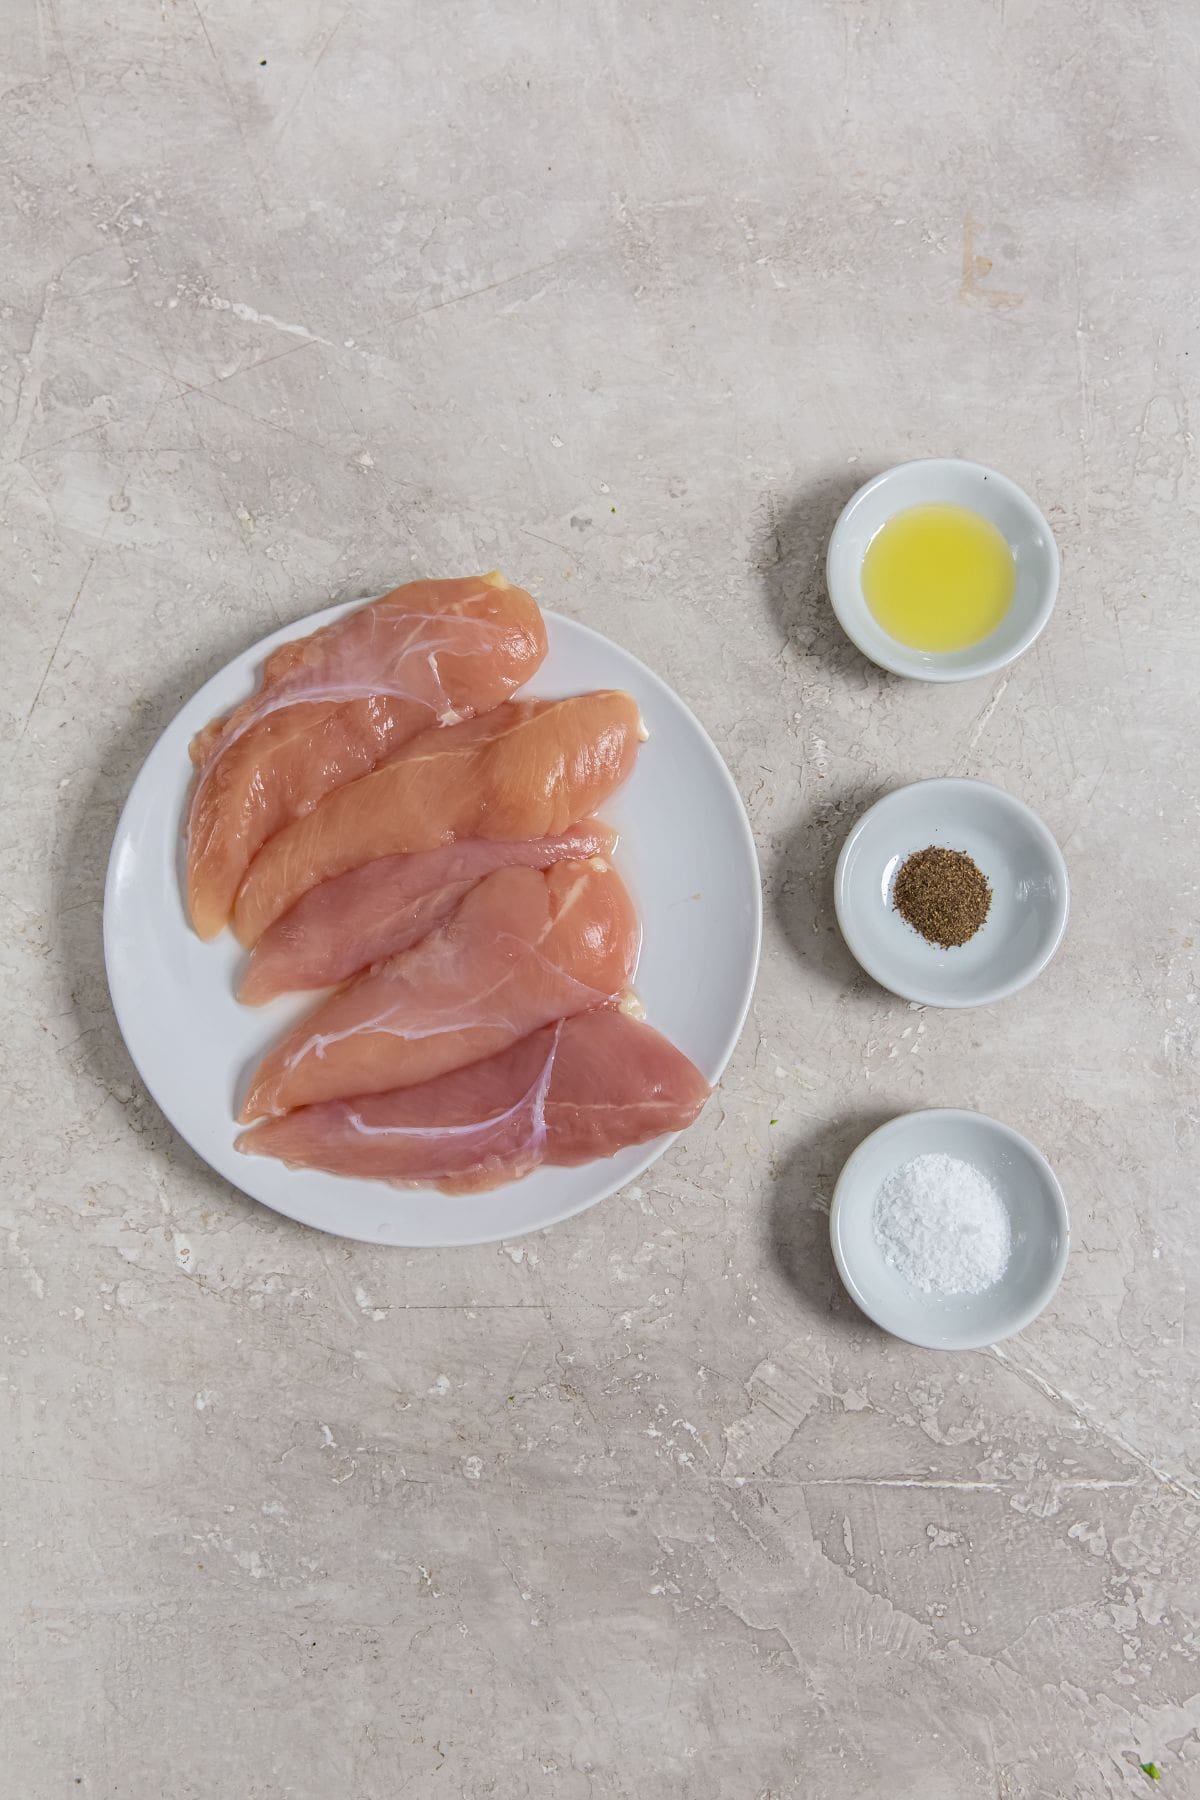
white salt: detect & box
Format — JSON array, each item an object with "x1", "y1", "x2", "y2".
[{"x1": 873, "y1": 1152, "x2": 1011, "y2": 1295}]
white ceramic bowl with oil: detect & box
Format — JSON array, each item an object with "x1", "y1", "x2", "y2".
[
  {"x1": 830, "y1": 1109, "x2": 1070, "y2": 1351},
  {"x1": 834, "y1": 778, "x2": 1069, "y2": 1008},
  {"x1": 825, "y1": 458, "x2": 1059, "y2": 680}
]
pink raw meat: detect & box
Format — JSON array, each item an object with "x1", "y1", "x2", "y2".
[
  {"x1": 231, "y1": 691, "x2": 642, "y2": 947},
  {"x1": 239, "y1": 819, "x2": 619, "y2": 1004},
  {"x1": 238, "y1": 859, "x2": 640, "y2": 1120},
  {"x1": 187, "y1": 574, "x2": 545, "y2": 939},
  {"x1": 236, "y1": 1009, "x2": 712, "y2": 1193}
]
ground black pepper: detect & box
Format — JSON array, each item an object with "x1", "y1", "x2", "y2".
[{"x1": 893, "y1": 845, "x2": 991, "y2": 948}]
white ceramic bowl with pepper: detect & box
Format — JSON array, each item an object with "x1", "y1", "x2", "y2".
[{"x1": 834, "y1": 778, "x2": 1070, "y2": 1008}]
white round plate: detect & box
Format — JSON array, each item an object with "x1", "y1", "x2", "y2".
[
  {"x1": 830, "y1": 1109, "x2": 1070, "y2": 1351},
  {"x1": 104, "y1": 604, "x2": 761, "y2": 1246},
  {"x1": 834, "y1": 778, "x2": 1069, "y2": 1008},
  {"x1": 825, "y1": 458, "x2": 1060, "y2": 681}
]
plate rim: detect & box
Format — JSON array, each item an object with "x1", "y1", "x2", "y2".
[{"x1": 103, "y1": 600, "x2": 762, "y2": 1246}]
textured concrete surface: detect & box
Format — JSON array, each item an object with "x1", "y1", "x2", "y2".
[{"x1": 3, "y1": 2, "x2": 1199, "y2": 1795}]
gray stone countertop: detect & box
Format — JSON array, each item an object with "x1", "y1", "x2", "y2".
[{"x1": 4, "y1": 2, "x2": 1198, "y2": 1795}]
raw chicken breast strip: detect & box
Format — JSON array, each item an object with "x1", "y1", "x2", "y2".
[
  {"x1": 239, "y1": 859, "x2": 639, "y2": 1119},
  {"x1": 236, "y1": 1009, "x2": 711, "y2": 1193},
  {"x1": 187, "y1": 573, "x2": 546, "y2": 938},
  {"x1": 232, "y1": 690, "x2": 642, "y2": 947},
  {"x1": 238, "y1": 819, "x2": 618, "y2": 1003}
]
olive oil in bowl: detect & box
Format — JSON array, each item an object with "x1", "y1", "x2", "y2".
[{"x1": 862, "y1": 503, "x2": 1016, "y2": 653}]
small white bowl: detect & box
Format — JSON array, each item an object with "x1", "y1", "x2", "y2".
[
  {"x1": 835, "y1": 778, "x2": 1069, "y2": 1008},
  {"x1": 830, "y1": 1110, "x2": 1069, "y2": 1350},
  {"x1": 826, "y1": 458, "x2": 1059, "y2": 680}
]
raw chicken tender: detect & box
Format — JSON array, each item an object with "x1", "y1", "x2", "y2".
[
  {"x1": 232, "y1": 691, "x2": 642, "y2": 947},
  {"x1": 239, "y1": 859, "x2": 639, "y2": 1119},
  {"x1": 187, "y1": 573, "x2": 545, "y2": 938},
  {"x1": 239, "y1": 820, "x2": 617, "y2": 1003},
  {"x1": 237, "y1": 1009, "x2": 711, "y2": 1193}
]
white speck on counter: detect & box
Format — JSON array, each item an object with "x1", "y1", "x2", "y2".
[
  {"x1": 873, "y1": 1154, "x2": 1011, "y2": 1294},
  {"x1": 353, "y1": 1284, "x2": 388, "y2": 1321}
]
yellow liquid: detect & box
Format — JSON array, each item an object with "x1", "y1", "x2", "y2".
[{"x1": 862, "y1": 503, "x2": 1016, "y2": 652}]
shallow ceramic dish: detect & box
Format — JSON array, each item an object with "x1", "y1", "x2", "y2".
[
  {"x1": 835, "y1": 778, "x2": 1068, "y2": 1008},
  {"x1": 825, "y1": 458, "x2": 1059, "y2": 680},
  {"x1": 104, "y1": 604, "x2": 762, "y2": 1247},
  {"x1": 830, "y1": 1109, "x2": 1069, "y2": 1350}
]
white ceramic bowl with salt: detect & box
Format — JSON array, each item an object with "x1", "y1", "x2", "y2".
[{"x1": 830, "y1": 1110, "x2": 1069, "y2": 1350}]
